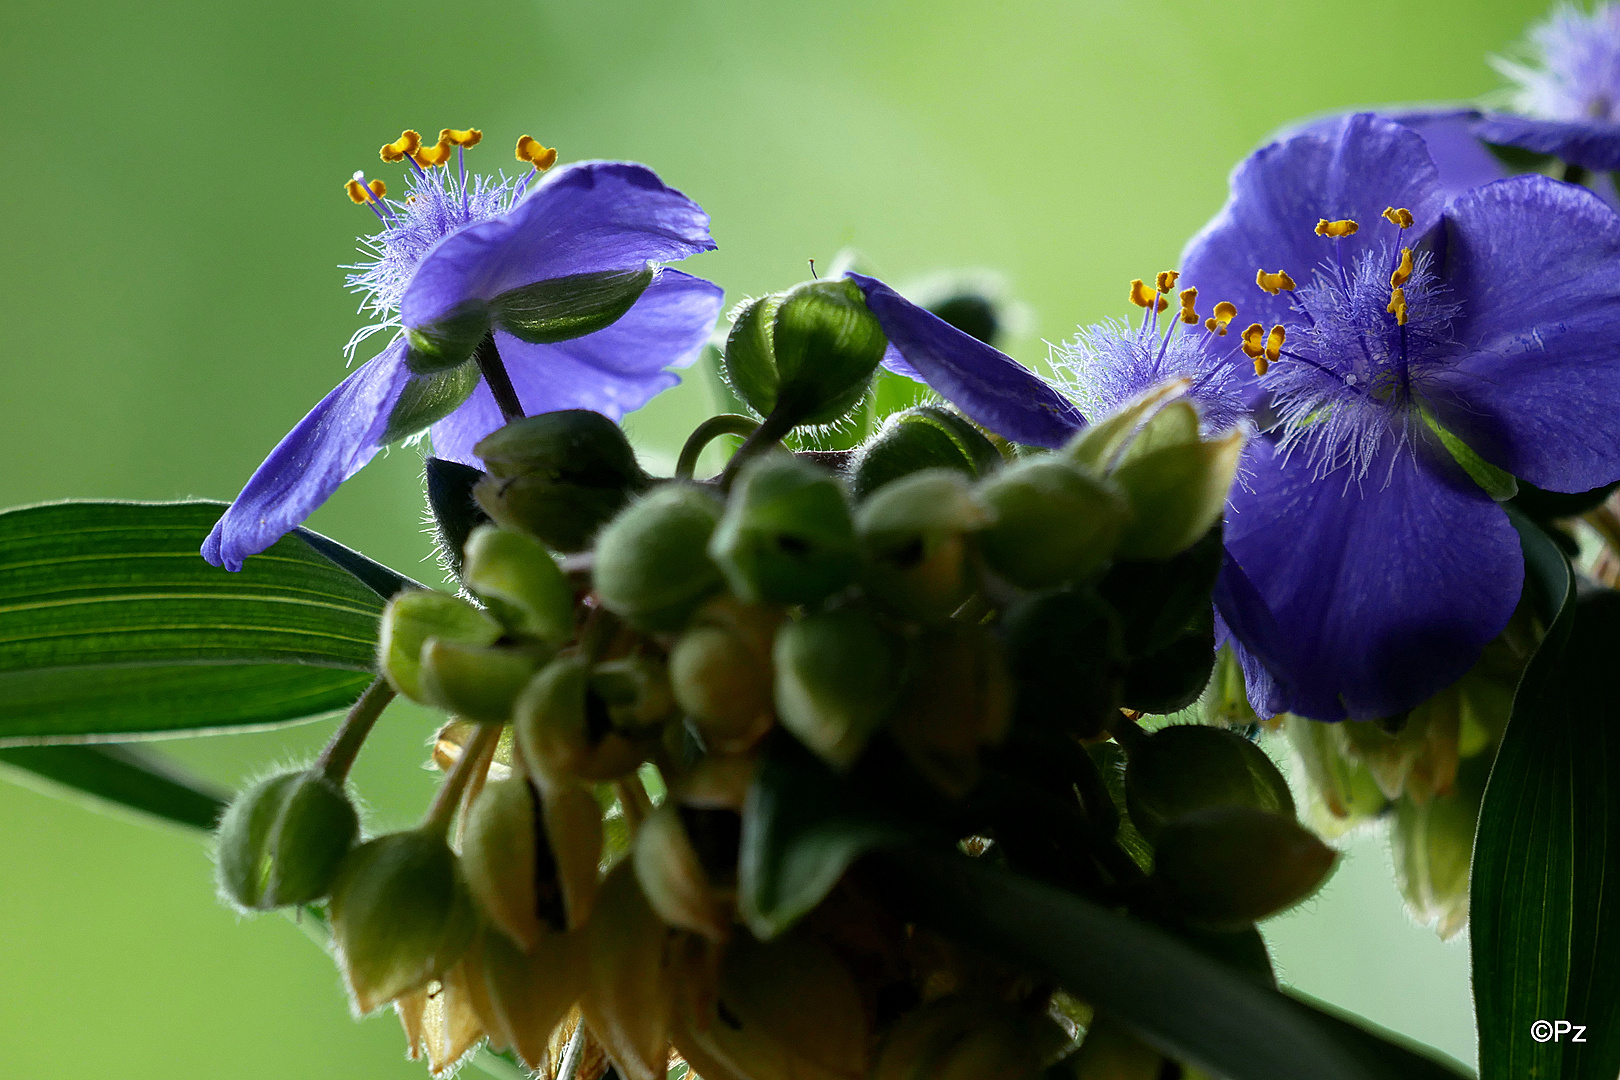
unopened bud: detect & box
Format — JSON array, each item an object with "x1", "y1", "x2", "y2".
[
  {"x1": 1063, "y1": 378, "x2": 1191, "y2": 474},
  {"x1": 1002, "y1": 587, "x2": 1123, "y2": 740},
  {"x1": 379, "y1": 589, "x2": 503, "y2": 703},
  {"x1": 418, "y1": 639, "x2": 544, "y2": 723},
  {"x1": 579, "y1": 864, "x2": 676, "y2": 1080},
  {"x1": 1115, "y1": 399, "x2": 1201, "y2": 464},
  {"x1": 328, "y1": 828, "x2": 478, "y2": 1015},
  {"x1": 461, "y1": 778, "x2": 560, "y2": 950},
  {"x1": 462, "y1": 524, "x2": 575, "y2": 644},
  {"x1": 1392, "y1": 760, "x2": 1485, "y2": 940},
  {"x1": 473, "y1": 410, "x2": 651, "y2": 553},
  {"x1": 590, "y1": 655, "x2": 677, "y2": 735},
  {"x1": 593, "y1": 484, "x2": 726, "y2": 631},
  {"x1": 215, "y1": 768, "x2": 358, "y2": 910},
  {"x1": 1110, "y1": 429, "x2": 1244, "y2": 559},
  {"x1": 974, "y1": 457, "x2": 1130, "y2": 588},
  {"x1": 857, "y1": 469, "x2": 988, "y2": 622},
  {"x1": 477, "y1": 924, "x2": 587, "y2": 1072},
  {"x1": 850, "y1": 405, "x2": 1002, "y2": 501},
  {"x1": 772, "y1": 608, "x2": 901, "y2": 770},
  {"x1": 1285, "y1": 717, "x2": 1388, "y2": 837},
  {"x1": 709, "y1": 454, "x2": 860, "y2": 605},
  {"x1": 890, "y1": 624, "x2": 1012, "y2": 797},
  {"x1": 724, "y1": 278, "x2": 889, "y2": 427},
  {"x1": 1339, "y1": 694, "x2": 1461, "y2": 804},
  {"x1": 906, "y1": 268, "x2": 1023, "y2": 347},
  {"x1": 1151, "y1": 806, "x2": 1337, "y2": 927},
  {"x1": 515, "y1": 652, "x2": 649, "y2": 782},
  {"x1": 668, "y1": 597, "x2": 782, "y2": 753},
  {"x1": 1069, "y1": 1016, "x2": 1168, "y2": 1079},
  {"x1": 424, "y1": 456, "x2": 492, "y2": 577},
  {"x1": 1123, "y1": 723, "x2": 1294, "y2": 842},
  {"x1": 631, "y1": 802, "x2": 732, "y2": 941}
]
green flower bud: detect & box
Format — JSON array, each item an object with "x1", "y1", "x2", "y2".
[
  {"x1": 1062, "y1": 378, "x2": 1193, "y2": 474},
  {"x1": 850, "y1": 405, "x2": 1003, "y2": 502},
  {"x1": 890, "y1": 624, "x2": 1011, "y2": 797},
  {"x1": 476, "y1": 923, "x2": 586, "y2": 1072},
  {"x1": 215, "y1": 768, "x2": 358, "y2": 910},
  {"x1": 1111, "y1": 429, "x2": 1244, "y2": 560},
  {"x1": 593, "y1": 484, "x2": 726, "y2": 631},
  {"x1": 1392, "y1": 757, "x2": 1487, "y2": 940},
  {"x1": 1122, "y1": 723, "x2": 1294, "y2": 843},
  {"x1": 516, "y1": 652, "x2": 650, "y2": 782},
  {"x1": 378, "y1": 589, "x2": 503, "y2": 704},
  {"x1": 1095, "y1": 527, "x2": 1225, "y2": 658},
  {"x1": 631, "y1": 802, "x2": 732, "y2": 941},
  {"x1": 1339, "y1": 695, "x2": 1462, "y2": 804},
  {"x1": 668, "y1": 597, "x2": 782, "y2": 753},
  {"x1": 772, "y1": 608, "x2": 900, "y2": 770},
  {"x1": 1002, "y1": 587, "x2": 1124, "y2": 739},
  {"x1": 473, "y1": 410, "x2": 652, "y2": 552},
  {"x1": 974, "y1": 457, "x2": 1130, "y2": 588},
  {"x1": 1151, "y1": 806, "x2": 1337, "y2": 927},
  {"x1": 328, "y1": 828, "x2": 478, "y2": 1015},
  {"x1": 463, "y1": 776, "x2": 603, "y2": 950},
  {"x1": 708, "y1": 454, "x2": 860, "y2": 606},
  {"x1": 856, "y1": 469, "x2": 988, "y2": 623},
  {"x1": 724, "y1": 279, "x2": 889, "y2": 427},
  {"x1": 579, "y1": 863, "x2": 676, "y2": 1080},
  {"x1": 1069, "y1": 1016, "x2": 1168, "y2": 1079},
  {"x1": 590, "y1": 655, "x2": 677, "y2": 734},
  {"x1": 1285, "y1": 717, "x2": 1389, "y2": 838},
  {"x1": 424, "y1": 456, "x2": 491, "y2": 578},
  {"x1": 1116, "y1": 399, "x2": 1201, "y2": 463},
  {"x1": 462, "y1": 524, "x2": 575, "y2": 644},
  {"x1": 418, "y1": 639, "x2": 544, "y2": 723},
  {"x1": 1118, "y1": 620, "x2": 1216, "y2": 716}
]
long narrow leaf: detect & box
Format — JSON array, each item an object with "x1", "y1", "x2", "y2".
[
  {"x1": 0, "y1": 500, "x2": 395, "y2": 743},
  {"x1": 1472, "y1": 513, "x2": 1620, "y2": 1080},
  {"x1": 0, "y1": 743, "x2": 227, "y2": 830}
]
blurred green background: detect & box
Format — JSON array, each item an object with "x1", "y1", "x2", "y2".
[{"x1": 0, "y1": 0, "x2": 1548, "y2": 1074}]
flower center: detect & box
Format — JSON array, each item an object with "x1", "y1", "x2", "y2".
[
  {"x1": 1498, "y1": 3, "x2": 1620, "y2": 124},
  {"x1": 341, "y1": 127, "x2": 559, "y2": 358}
]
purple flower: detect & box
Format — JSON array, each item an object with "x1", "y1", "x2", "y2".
[
  {"x1": 846, "y1": 273, "x2": 1086, "y2": 447},
  {"x1": 1178, "y1": 112, "x2": 1620, "y2": 720},
  {"x1": 1476, "y1": 2, "x2": 1620, "y2": 169},
  {"x1": 203, "y1": 140, "x2": 722, "y2": 571}
]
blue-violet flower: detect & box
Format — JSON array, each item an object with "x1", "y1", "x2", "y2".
[{"x1": 1478, "y1": 2, "x2": 1620, "y2": 169}]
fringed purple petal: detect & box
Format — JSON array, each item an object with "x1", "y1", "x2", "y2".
[{"x1": 1474, "y1": 113, "x2": 1620, "y2": 171}]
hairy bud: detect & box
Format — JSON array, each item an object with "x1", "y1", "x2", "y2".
[
  {"x1": 857, "y1": 469, "x2": 988, "y2": 623},
  {"x1": 773, "y1": 608, "x2": 901, "y2": 771},
  {"x1": 1123, "y1": 723, "x2": 1295, "y2": 842},
  {"x1": 1152, "y1": 806, "x2": 1337, "y2": 927},
  {"x1": 462, "y1": 524, "x2": 575, "y2": 644},
  {"x1": 668, "y1": 597, "x2": 782, "y2": 753},
  {"x1": 593, "y1": 484, "x2": 726, "y2": 631},
  {"x1": 974, "y1": 457, "x2": 1130, "y2": 588},
  {"x1": 418, "y1": 639, "x2": 544, "y2": 723},
  {"x1": 378, "y1": 589, "x2": 503, "y2": 704},
  {"x1": 709, "y1": 454, "x2": 861, "y2": 605},
  {"x1": 516, "y1": 652, "x2": 650, "y2": 782},
  {"x1": 215, "y1": 768, "x2": 358, "y2": 910},
  {"x1": 850, "y1": 405, "x2": 1002, "y2": 501}
]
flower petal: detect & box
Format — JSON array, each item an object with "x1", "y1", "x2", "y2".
[
  {"x1": 203, "y1": 340, "x2": 412, "y2": 571},
  {"x1": 1179, "y1": 113, "x2": 1447, "y2": 339},
  {"x1": 430, "y1": 269, "x2": 723, "y2": 465},
  {"x1": 1423, "y1": 175, "x2": 1620, "y2": 492},
  {"x1": 1223, "y1": 435, "x2": 1522, "y2": 721},
  {"x1": 1474, "y1": 113, "x2": 1620, "y2": 171},
  {"x1": 1280, "y1": 109, "x2": 1507, "y2": 202},
  {"x1": 401, "y1": 161, "x2": 716, "y2": 329},
  {"x1": 1212, "y1": 550, "x2": 1295, "y2": 719},
  {"x1": 848, "y1": 273, "x2": 1084, "y2": 448}
]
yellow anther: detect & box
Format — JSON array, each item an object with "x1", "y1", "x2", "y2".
[
  {"x1": 1382, "y1": 206, "x2": 1414, "y2": 229},
  {"x1": 1240, "y1": 322, "x2": 1266, "y2": 359},
  {"x1": 441, "y1": 128, "x2": 482, "y2": 147},
  {"x1": 1315, "y1": 218, "x2": 1360, "y2": 238},
  {"x1": 1179, "y1": 286, "x2": 1199, "y2": 324},
  {"x1": 1265, "y1": 324, "x2": 1285, "y2": 363},
  {"x1": 380, "y1": 130, "x2": 422, "y2": 163},
  {"x1": 1255, "y1": 268, "x2": 1297, "y2": 295},
  {"x1": 414, "y1": 135, "x2": 453, "y2": 168},
  {"x1": 1387, "y1": 286, "x2": 1409, "y2": 326},
  {"x1": 345, "y1": 178, "x2": 369, "y2": 204},
  {"x1": 1390, "y1": 247, "x2": 1413, "y2": 289},
  {"x1": 1252, "y1": 355, "x2": 1270, "y2": 376},
  {"x1": 1129, "y1": 278, "x2": 1169, "y2": 312},
  {"x1": 1205, "y1": 300, "x2": 1237, "y2": 335},
  {"x1": 516, "y1": 136, "x2": 558, "y2": 170},
  {"x1": 1156, "y1": 270, "x2": 1180, "y2": 293}
]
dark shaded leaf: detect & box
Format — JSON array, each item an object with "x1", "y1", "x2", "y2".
[
  {"x1": 1472, "y1": 511, "x2": 1620, "y2": 1080},
  {"x1": 0, "y1": 743, "x2": 227, "y2": 830},
  {"x1": 0, "y1": 500, "x2": 388, "y2": 743}
]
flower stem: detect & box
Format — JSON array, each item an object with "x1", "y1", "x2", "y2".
[
  {"x1": 675, "y1": 414, "x2": 761, "y2": 480},
  {"x1": 314, "y1": 677, "x2": 395, "y2": 782},
  {"x1": 424, "y1": 724, "x2": 502, "y2": 838},
  {"x1": 718, "y1": 406, "x2": 797, "y2": 492},
  {"x1": 474, "y1": 332, "x2": 526, "y2": 424}
]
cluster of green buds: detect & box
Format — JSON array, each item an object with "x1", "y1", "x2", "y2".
[{"x1": 210, "y1": 270, "x2": 1338, "y2": 1080}]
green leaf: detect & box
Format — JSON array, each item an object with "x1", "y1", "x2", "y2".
[
  {"x1": 0, "y1": 500, "x2": 391, "y2": 743},
  {"x1": 867, "y1": 845, "x2": 1473, "y2": 1080},
  {"x1": 0, "y1": 743, "x2": 227, "y2": 830},
  {"x1": 489, "y1": 266, "x2": 654, "y2": 345},
  {"x1": 1471, "y1": 512, "x2": 1620, "y2": 1080}
]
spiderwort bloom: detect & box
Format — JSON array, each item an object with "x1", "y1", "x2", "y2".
[
  {"x1": 1179, "y1": 112, "x2": 1620, "y2": 720},
  {"x1": 1478, "y1": 2, "x2": 1620, "y2": 170},
  {"x1": 846, "y1": 273, "x2": 1086, "y2": 447},
  {"x1": 202, "y1": 129, "x2": 722, "y2": 571}
]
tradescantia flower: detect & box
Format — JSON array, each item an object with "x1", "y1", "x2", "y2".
[
  {"x1": 202, "y1": 129, "x2": 722, "y2": 571},
  {"x1": 1176, "y1": 111, "x2": 1620, "y2": 721},
  {"x1": 1477, "y1": 2, "x2": 1620, "y2": 170}
]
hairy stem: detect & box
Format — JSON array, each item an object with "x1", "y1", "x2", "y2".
[
  {"x1": 718, "y1": 406, "x2": 797, "y2": 492},
  {"x1": 675, "y1": 414, "x2": 761, "y2": 480},
  {"x1": 314, "y1": 678, "x2": 395, "y2": 782},
  {"x1": 424, "y1": 724, "x2": 502, "y2": 837}
]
